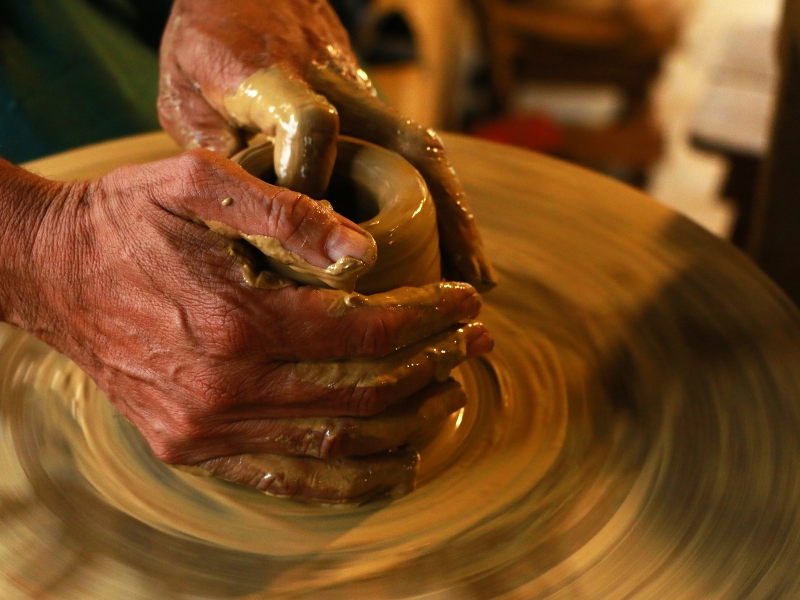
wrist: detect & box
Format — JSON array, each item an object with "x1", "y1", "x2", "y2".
[{"x1": 0, "y1": 159, "x2": 77, "y2": 330}]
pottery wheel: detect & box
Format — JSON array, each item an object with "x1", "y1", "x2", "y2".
[{"x1": 5, "y1": 133, "x2": 800, "y2": 598}]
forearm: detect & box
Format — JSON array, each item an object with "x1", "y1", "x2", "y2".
[{"x1": 0, "y1": 159, "x2": 63, "y2": 328}]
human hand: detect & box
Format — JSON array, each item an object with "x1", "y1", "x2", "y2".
[
  {"x1": 18, "y1": 150, "x2": 490, "y2": 499},
  {"x1": 158, "y1": 0, "x2": 496, "y2": 291}
]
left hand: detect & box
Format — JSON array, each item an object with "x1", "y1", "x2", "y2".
[
  {"x1": 6, "y1": 151, "x2": 489, "y2": 502},
  {"x1": 157, "y1": 0, "x2": 496, "y2": 291}
]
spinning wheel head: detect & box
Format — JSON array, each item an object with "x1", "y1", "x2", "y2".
[{"x1": 5, "y1": 132, "x2": 800, "y2": 598}]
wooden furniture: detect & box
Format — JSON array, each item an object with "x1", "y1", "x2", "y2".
[
  {"x1": 367, "y1": 0, "x2": 468, "y2": 128},
  {"x1": 689, "y1": 23, "x2": 778, "y2": 249},
  {"x1": 473, "y1": 0, "x2": 681, "y2": 113}
]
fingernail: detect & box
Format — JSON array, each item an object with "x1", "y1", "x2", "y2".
[
  {"x1": 465, "y1": 324, "x2": 494, "y2": 358},
  {"x1": 326, "y1": 224, "x2": 377, "y2": 265},
  {"x1": 455, "y1": 291, "x2": 482, "y2": 320}
]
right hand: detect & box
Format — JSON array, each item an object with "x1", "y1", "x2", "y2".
[
  {"x1": 158, "y1": 0, "x2": 497, "y2": 291},
  {"x1": 17, "y1": 150, "x2": 491, "y2": 497}
]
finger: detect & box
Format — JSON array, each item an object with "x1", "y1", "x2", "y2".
[
  {"x1": 177, "y1": 379, "x2": 465, "y2": 461},
  {"x1": 308, "y1": 67, "x2": 497, "y2": 292},
  {"x1": 150, "y1": 327, "x2": 489, "y2": 465},
  {"x1": 121, "y1": 149, "x2": 376, "y2": 279},
  {"x1": 158, "y1": 61, "x2": 246, "y2": 157},
  {"x1": 183, "y1": 447, "x2": 418, "y2": 504},
  {"x1": 226, "y1": 322, "x2": 490, "y2": 419},
  {"x1": 246, "y1": 282, "x2": 484, "y2": 361},
  {"x1": 222, "y1": 66, "x2": 339, "y2": 199}
]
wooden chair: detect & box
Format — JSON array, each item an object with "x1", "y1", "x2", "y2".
[
  {"x1": 473, "y1": 0, "x2": 681, "y2": 115},
  {"x1": 368, "y1": 0, "x2": 470, "y2": 129}
]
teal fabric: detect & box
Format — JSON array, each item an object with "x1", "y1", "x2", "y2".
[{"x1": 0, "y1": 0, "x2": 171, "y2": 163}]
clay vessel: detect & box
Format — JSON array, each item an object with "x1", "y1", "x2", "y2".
[{"x1": 232, "y1": 136, "x2": 441, "y2": 294}]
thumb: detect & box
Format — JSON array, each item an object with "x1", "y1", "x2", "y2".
[
  {"x1": 116, "y1": 150, "x2": 376, "y2": 287},
  {"x1": 222, "y1": 66, "x2": 339, "y2": 200}
]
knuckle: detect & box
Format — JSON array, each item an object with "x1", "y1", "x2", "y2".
[
  {"x1": 151, "y1": 442, "x2": 185, "y2": 465},
  {"x1": 156, "y1": 96, "x2": 176, "y2": 127},
  {"x1": 156, "y1": 74, "x2": 175, "y2": 106},
  {"x1": 150, "y1": 417, "x2": 204, "y2": 464},
  {"x1": 344, "y1": 386, "x2": 382, "y2": 417},
  {"x1": 270, "y1": 189, "x2": 341, "y2": 254},
  {"x1": 352, "y1": 314, "x2": 395, "y2": 358},
  {"x1": 156, "y1": 72, "x2": 183, "y2": 124},
  {"x1": 269, "y1": 190, "x2": 305, "y2": 238},
  {"x1": 304, "y1": 421, "x2": 345, "y2": 459},
  {"x1": 178, "y1": 147, "x2": 220, "y2": 178}
]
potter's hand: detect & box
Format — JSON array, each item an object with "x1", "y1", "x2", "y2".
[
  {"x1": 10, "y1": 151, "x2": 490, "y2": 484},
  {"x1": 187, "y1": 379, "x2": 469, "y2": 501},
  {"x1": 157, "y1": 0, "x2": 497, "y2": 292}
]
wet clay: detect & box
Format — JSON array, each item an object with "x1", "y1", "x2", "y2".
[
  {"x1": 307, "y1": 65, "x2": 496, "y2": 290},
  {"x1": 186, "y1": 447, "x2": 419, "y2": 505},
  {"x1": 231, "y1": 136, "x2": 440, "y2": 294},
  {"x1": 203, "y1": 134, "x2": 460, "y2": 501},
  {"x1": 168, "y1": 128, "x2": 452, "y2": 505},
  {"x1": 205, "y1": 218, "x2": 375, "y2": 293},
  {"x1": 291, "y1": 324, "x2": 478, "y2": 389},
  {"x1": 325, "y1": 281, "x2": 480, "y2": 351},
  {"x1": 183, "y1": 380, "x2": 465, "y2": 461},
  {"x1": 222, "y1": 237, "x2": 296, "y2": 290},
  {"x1": 224, "y1": 66, "x2": 339, "y2": 199},
  {"x1": 196, "y1": 137, "x2": 451, "y2": 502},
  {"x1": 324, "y1": 281, "x2": 474, "y2": 316}
]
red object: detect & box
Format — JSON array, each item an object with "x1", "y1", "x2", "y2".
[{"x1": 473, "y1": 113, "x2": 564, "y2": 152}]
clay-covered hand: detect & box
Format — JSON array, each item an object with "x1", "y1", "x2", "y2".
[
  {"x1": 158, "y1": 0, "x2": 496, "y2": 291},
  {"x1": 13, "y1": 150, "x2": 491, "y2": 498},
  {"x1": 185, "y1": 379, "x2": 469, "y2": 502}
]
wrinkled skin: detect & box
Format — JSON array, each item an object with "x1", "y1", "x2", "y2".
[
  {"x1": 0, "y1": 150, "x2": 491, "y2": 501},
  {"x1": 159, "y1": 0, "x2": 355, "y2": 158},
  {"x1": 7, "y1": 153, "x2": 491, "y2": 496},
  {"x1": 0, "y1": 0, "x2": 499, "y2": 501},
  {"x1": 158, "y1": 0, "x2": 497, "y2": 290}
]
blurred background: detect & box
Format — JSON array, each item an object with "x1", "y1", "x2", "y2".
[{"x1": 337, "y1": 0, "x2": 783, "y2": 246}]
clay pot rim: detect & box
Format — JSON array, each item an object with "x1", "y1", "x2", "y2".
[{"x1": 232, "y1": 135, "x2": 429, "y2": 229}]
